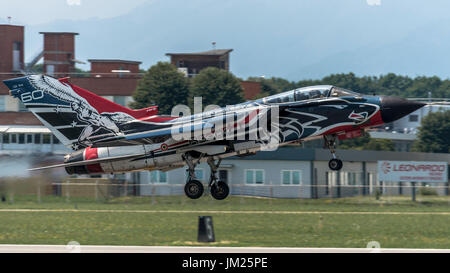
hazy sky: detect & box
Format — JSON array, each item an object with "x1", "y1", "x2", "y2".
[
  {"x1": 0, "y1": 0, "x2": 148, "y2": 25},
  {"x1": 3, "y1": 0, "x2": 450, "y2": 80}
]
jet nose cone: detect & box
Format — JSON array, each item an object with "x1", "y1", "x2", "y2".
[{"x1": 380, "y1": 96, "x2": 426, "y2": 123}]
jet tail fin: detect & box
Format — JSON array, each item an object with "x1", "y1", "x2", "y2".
[
  {"x1": 59, "y1": 77, "x2": 158, "y2": 118},
  {"x1": 3, "y1": 74, "x2": 157, "y2": 149}
]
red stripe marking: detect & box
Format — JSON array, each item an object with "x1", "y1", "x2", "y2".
[{"x1": 84, "y1": 147, "x2": 103, "y2": 173}]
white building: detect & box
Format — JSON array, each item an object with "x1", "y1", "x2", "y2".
[{"x1": 133, "y1": 147, "x2": 450, "y2": 198}]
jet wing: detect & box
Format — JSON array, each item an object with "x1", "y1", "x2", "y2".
[
  {"x1": 91, "y1": 105, "x2": 267, "y2": 147},
  {"x1": 92, "y1": 122, "x2": 215, "y2": 148}
]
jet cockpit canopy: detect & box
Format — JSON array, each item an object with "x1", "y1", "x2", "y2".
[{"x1": 262, "y1": 85, "x2": 361, "y2": 104}]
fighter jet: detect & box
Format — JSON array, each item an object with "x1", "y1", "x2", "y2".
[{"x1": 3, "y1": 74, "x2": 425, "y2": 200}]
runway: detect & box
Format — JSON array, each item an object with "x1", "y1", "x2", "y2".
[
  {"x1": 0, "y1": 244, "x2": 448, "y2": 253},
  {"x1": 1, "y1": 209, "x2": 449, "y2": 216}
]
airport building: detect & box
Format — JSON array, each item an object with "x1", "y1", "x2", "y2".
[{"x1": 134, "y1": 147, "x2": 450, "y2": 198}]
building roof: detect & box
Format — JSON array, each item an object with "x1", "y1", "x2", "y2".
[
  {"x1": 88, "y1": 59, "x2": 142, "y2": 65},
  {"x1": 0, "y1": 126, "x2": 50, "y2": 133},
  {"x1": 39, "y1": 32, "x2": 79, "y2": 35},
  {"x1": 231, "y1": 147, "x2": 450, "y2": 163},
  {"x1": 0, "y1": 24, "x2": 24, "y2": 28},
  {"x1": 0, "y1": 112, "x2": 43, "y2": 126},
  {"x1": 166, "y1": 49, "x2": 233, "y2": 56}
]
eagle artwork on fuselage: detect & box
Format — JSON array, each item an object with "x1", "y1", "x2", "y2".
[
  {"x1": 3, "y1": 74, "x2": 425, "y2": 200},
  {"x1": 27, "y1": 75, "x2": 135, "y2": 148}
]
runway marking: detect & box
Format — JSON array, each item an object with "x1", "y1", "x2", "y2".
[
  {"x1": 0, "y1": 209, "x2": 449, "y2": 215},
  {"x1": 0, "y1": 244, "x2": 449, "y2": 253}
]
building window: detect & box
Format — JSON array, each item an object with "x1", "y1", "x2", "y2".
[
  {"x1": 46, "y1": 65, "x2": 55, "y2": 76},
  {"x1": 18, "y1": 134, "x2": 25, "y2": 144},
  {"x1": 176, "y1": 60, "x2": 185, "y2": 67},
  {"x1": 26, "y1": 134, "x2": 33, "y2": 144},
  {"x1": 245, "y1": 169, "x2": 264, "y2": 184},
  {"x1": 218, "y1": 170, "x2": 228, "y2": 183},
  {"x1": 13, "y1": 42, "x2": 22, "y2": 71},
  {"x1": 409, "y1": 115, "x2": 419, "y2": 122},
  {"x1": 43, "y1": 134, "x2": 51, "y2": 144},
  {"x1": 11, "y1": 134, "x2": 17, "y2": 143},
  {"x1": 34, "y1": 134, "x2": 41, "y2": 144},
  {"x1": 281, "y1": 170, "x2": 302, "y2": 185},
  {"x1": 18, "y1": 101, "x2": 28, "y2": 112},
  {"x1": 340, "y1": 172, "x2": 357, "y2": 186},
  {"x1": 0, "y1": 96, "x2": 5, "y2": 111},
  {"x1": 52, "y1": 135, "x2": 60, "y2": 144},
  {"x1": 149, "y1": 170, "x2": 167, "y2": 183},
  {"x1": 2, "y1": 134, "x2": 9, "y2": 144}
]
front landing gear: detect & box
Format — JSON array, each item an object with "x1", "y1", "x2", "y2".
[
  {"x1": 183, "y1": 153, "x2": 204, "y2": 199},
  {"x1": 207, "y1": 157, "x2": 229, "y2": 200},
  {"x1": 324, "y1": 135, "x2": 343, "y2": 171},
  {"x1": 328, "y1": 158, "x2": 343, "y2": 171}
]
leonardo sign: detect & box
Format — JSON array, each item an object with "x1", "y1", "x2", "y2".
[{"x1": 378, "y1": 161, "x2": 448, "y2": 183}]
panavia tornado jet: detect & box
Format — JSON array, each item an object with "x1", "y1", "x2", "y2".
[{"x1": 3, "y1": 74, "x2": 425, "y2": 200}]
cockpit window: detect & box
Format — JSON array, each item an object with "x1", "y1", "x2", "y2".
[
  {"x1": 263, "y1": 86, "x2": 332, "y2": 104},
  {"x1": 295, "y1": 87, "x2": 330, "y2": 100},
  {"x1": 263, "y1": 91, "x2": 295, "y2": 104},
  {"x1": 330, "y1": 87, "x2": 361, "y2": 97}
]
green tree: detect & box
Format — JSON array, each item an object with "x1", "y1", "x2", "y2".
[
  {"x1": 412, "y1": 110, "x2": 450, "y2": 153},
  {"x1": 131, "y1": 62, "x2": 189, "y2": 114},
  {"x1": 247, "y1": 72, "x2": 450, "y2": 99},
  {"x1": 364, "y1": 138, "x2": 395, "y2": 151},
  {"x1": 338, "y1": 131, "x2": 395, "y2": 151},
  {"x1": 189, "y1": 67, "x2": 244, "y2": 107}
]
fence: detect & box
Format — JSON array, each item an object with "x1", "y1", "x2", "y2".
[{"x1": 0, "y1": 177, "x2": 448, "y2": 205}]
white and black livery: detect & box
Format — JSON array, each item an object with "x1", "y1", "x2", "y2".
[{"x1": 3, "y1": 75, "x2": 425, "y2": 200}]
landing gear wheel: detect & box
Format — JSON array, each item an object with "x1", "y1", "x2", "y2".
[
  {"x1": 184, "y1": 180, "x2": 204, "y2": 199},
  {"x1": 328, "y1": 158, "x2": 343, "y2": 171},
  {"x1": 210, "y1": 181, "x2": 229, "y2": 200}
]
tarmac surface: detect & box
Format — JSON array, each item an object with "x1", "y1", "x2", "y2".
[{"x1": 0, "y1": 244, "x2": 448, "y2": 253}]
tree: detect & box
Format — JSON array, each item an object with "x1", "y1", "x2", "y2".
[
  {"x1": 248, "y1": 76, "x2": 299, "y2": 95},
  {"x1": 247, "y1": 72, "x2": 450, "y2": 99},
  {"x1": 338, "y1": 131, "x2": 395, "y2": 151},
  {"x1": 189, "y1": 67, "x2": 244, "y2": 107},
  {"x1": 131, "y1": 62, "x2": 189, "y2": 114},
  {"x1": 412, "y1": 110, "x2": 450, "y2": 153}
]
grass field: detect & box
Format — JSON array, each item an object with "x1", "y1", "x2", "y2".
[{"x1": 0, "y1": 195, "x2": 449, "y2": 248}]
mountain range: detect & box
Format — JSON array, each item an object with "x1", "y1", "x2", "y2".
[{"x1": 6, "y1": 0, "x2": 450, "y2": 81}]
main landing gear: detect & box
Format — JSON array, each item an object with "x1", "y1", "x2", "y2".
[
  {"x1": 183, "y1": 153, "x2": 230, "y2": 200},
  {"x1": 183, "y1": 153, "x2": 204, "y2": 199},
  {"x1": 207, "y1": 157, "x2": 229, "y2": 200},
  {"x1": 324, "y1": 135, "x2": 343, "y2": 171}
]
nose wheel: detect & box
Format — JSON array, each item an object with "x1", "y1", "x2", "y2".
[
  {"x1": 328, "y1": 158, "x2": 343, "y2": 171},
  {"x1": 324, "y1": 134, "x2": 343, "y2": 171}
]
